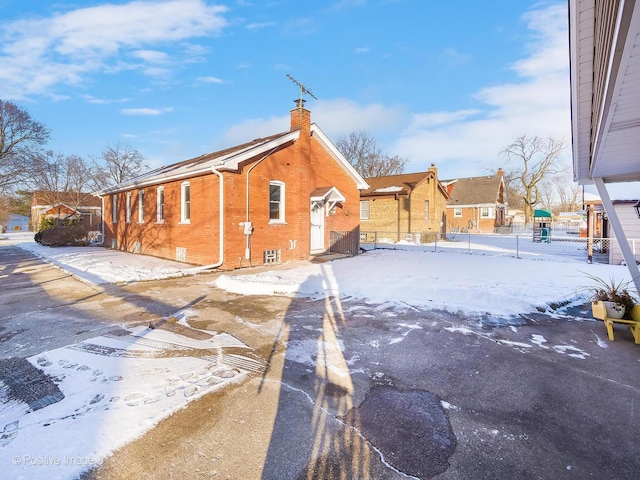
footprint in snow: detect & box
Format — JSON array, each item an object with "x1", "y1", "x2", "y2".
[
  {"x1": 77, "y1": 365, "x2": 91, "y2": 372},
  {"x1": 124, "y1": 392, "x2": 146, "y2": 406},
  {"x1": 89, "y1": 394, "x2": 104, "y2": 405},
  {"x1": 36, "y1": 356, "x2": 52, "y2": 367},
  {"x1": 0, "y1": 421, "x2": 19, "y2": 447}
]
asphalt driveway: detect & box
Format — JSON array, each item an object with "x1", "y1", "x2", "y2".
[{"x1": 1, "y1": 244, "x2": 639, "y2": 479}]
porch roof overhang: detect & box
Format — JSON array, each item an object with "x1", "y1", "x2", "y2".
[
  {"x1": 570, "y1": 0, "x2": 640, "y2": 185},
  {"x1": 570, "y1": 0, "x2": 640, "y2": 293},
  {"x1": 310, "y1": 186, "x2": 346, "y2": 203}
]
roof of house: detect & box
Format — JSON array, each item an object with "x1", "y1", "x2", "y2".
[
  {"x1": 96, "y1": 122, "x2": 368, "y2": 195},
  {"x1": 570, "y1": 0, "x2": 640, "y2": 184},
  {"x1": 443, "y1": 174, "x2": 503, "y2": 206},
  {"x1": 360, "y1": 171, "x2": 448, "y2": 198},
  {"x1": 32, "y1": 191, "x2": 102, "y2": 208}
]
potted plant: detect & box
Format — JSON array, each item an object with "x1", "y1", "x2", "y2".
[{"x1": 581, "y1": 272, "x2": 638, "y2": 320}]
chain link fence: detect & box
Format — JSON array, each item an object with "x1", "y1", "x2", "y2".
[{"x1": 360, "y1": 230, "x2": 640, "y2": 265}]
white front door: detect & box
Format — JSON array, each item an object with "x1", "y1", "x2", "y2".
[{"x1": 310, "y1": 200, "x2": 324, "y2": 252}]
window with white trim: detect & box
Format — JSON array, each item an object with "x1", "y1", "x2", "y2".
[
  {"x1": 360, "y1": 200, "x2": 370, "y2": 220},
  {"x1": 156, "y1": 186, "x2": 164, "y2": 223},
  {"x1": 269, "y1": 181, "x2": 285, "y2": 222},
  {"x1": 112, "y1": 195, "x2": 118, "y2": 223},
  {"x1": 181, "y1": 182, "x2": 191, "y2": 223},
  {"x1": 126, "y1": 192, "x2": 132, "y2": 223},
  {"x1": 481, "y1": 207, "x2": 494, "y2": 218},
  {"x1": 138, "y1": 190, "x2": 144, "y2": 223},
  {"x1": 424, "y1": 200, "x2": 430, "y2": 220},
  {"x1": 454, "y1": 207, "x2": 462, "y2": 217}
]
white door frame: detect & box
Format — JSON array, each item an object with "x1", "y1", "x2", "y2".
[{"x1": 310, "y1": 199, "x2": 325, "y2": 252}]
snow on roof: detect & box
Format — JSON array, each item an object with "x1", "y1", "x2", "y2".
[{"x1": 373, "y1": 186, "x2": 403, "y2": 193}]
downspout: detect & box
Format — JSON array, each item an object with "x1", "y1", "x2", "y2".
[
  {"x1": 244, "y1": 146, "x2": 280, "y2": 262},
  {"x1": 396, "y1": 194, "x2": 401, "y2": 241},
  {"x1": 187, "y1": 166, "x2": 224, "y2": 272}
]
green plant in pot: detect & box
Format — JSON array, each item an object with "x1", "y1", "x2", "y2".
[{"x1": 582, "y1": 272, "x2": 638, "y2": 320}]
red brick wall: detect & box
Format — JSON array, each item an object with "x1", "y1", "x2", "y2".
[
  {"x1": 103, "y1": 123, "x2": 361, "y2": 270},
  {"x1": 445, "y1": 207, "x2": 496, "y2": 233}
]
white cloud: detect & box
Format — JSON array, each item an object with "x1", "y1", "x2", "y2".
[
  {"x1": 120, "y1": 107, "x2": 174, "y2": 116},
  {"x1": 196, "y1": 76, "x2": 225, "y2": 84},
  {"x1": 391, "y1": 3, "x2": 571, "y2": 178},
  {"x1": 246, "y1": 22, "x2": 276, "y2": 30},
  {"x1": 216, "y1": 98, "x2": 404, "y2": 150},
  {"x1": 0, "y1": 0, "x2": 228, "y2": 99}
]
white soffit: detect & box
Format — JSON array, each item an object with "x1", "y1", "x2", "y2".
[{"x1": 591, "y1": 1, "x2": 640, "y2": 183}]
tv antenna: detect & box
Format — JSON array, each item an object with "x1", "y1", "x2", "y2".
[{"x1": 287, "y1": 74, "x2": 318, "y2": 106}]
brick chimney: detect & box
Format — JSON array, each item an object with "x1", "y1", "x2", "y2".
[
  {"x1": 498, "y1": 167, "x2": 504, "y2": 176},
  {"x1": 290, "y1": 99, "x2": 311, "y2": 132},
  {"x1": 428, "y1": 163, "x2": 438, "y2": 178}
]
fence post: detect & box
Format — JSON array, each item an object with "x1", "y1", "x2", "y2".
[
  {"x1": 468, "y1": 232, "x2": 471, "y2": 254},
  {"x1": 375, "y1": 231, "x2": 378, "y2": 249},
  {"x1": 434, "y1": 232, "x2": 438, "y2": 253},
  {"x1": 516, "y1": 235, "x2": 519, "y2": 259}
]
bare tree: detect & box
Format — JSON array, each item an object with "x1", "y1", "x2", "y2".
[
  {"x1": 92, "y1": 143, "x2": 148, "y2": 189},
  {"x1": 501, "y1": 135, "x2": 566, "y2": 224},
  {"x1": 0, "y1": 195, "x2": 10, "y2": 230},
  {"x1": 335, "y1": 130, "x2": 407, "y2": 178},
  {"x1": 27, "y1": 151, "x2": 93, "y2": 224},
  {"x1": 0, "y1": 100, "x2": 50, "y2": 193},
  {"x1": 553, "y1": 173, "x2": 582, "y2": 212}
]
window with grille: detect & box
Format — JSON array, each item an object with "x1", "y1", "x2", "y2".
[
  {"x1": 360, "y1": 200, "x2": 370, "y2": 220},
  {"x1": 269, "y1": 181, "x2": 285, "y2": 223},
  {"x1": 181, "y1": 182, "x2": 190, "y2": 223}
]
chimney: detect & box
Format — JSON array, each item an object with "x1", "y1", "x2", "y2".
[
  {"x1": 290, "y1": 99, "x2": 311, "y2": 132},
  {"x1": 428, "y1": 163, "x2": 438, "y2": 178},
  {"x1": 498, "y1": 167, "x2": 504, "y2": 176}
]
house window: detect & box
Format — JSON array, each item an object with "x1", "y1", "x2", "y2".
[
  {"x1": 181, "y1": 182, "x2": 191, "y2": 223},
  {"x1": 481, "y1": 207, "x2": 494, "y2": 218},
  {"x1": 156, "y1": 186, "x2": 164, "y2": 223},
  {"x1": 360, "y1": 200, "x2": 370, "y2": 220},
  {"x1": 425, "y1": 200, "x2": 430, "y2": 220},
  {"x1": 269, "y1": 181, "x2": 285, "y2": 222},
  {"x1": 138, "y1": 190, "x2": 144, "y2": 223},
  {"x1": 454, "y1": 207, "x2": 462, "y2": 217},
  {"x1": 112, "y1": 195, "x2": 118, "y2": 223},
  {"x1": 126, "y1": 192, "x2": 132, "y2": 223}
]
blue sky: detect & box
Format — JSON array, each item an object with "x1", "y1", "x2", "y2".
[{"x1": 0, "y1": 0, "x2": 571, "y2": 180}]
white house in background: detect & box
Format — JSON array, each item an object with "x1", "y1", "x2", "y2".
[
  {"x1": 569, "y1": 0, "x2": 640, "y2": 291},
  {"x1": 5, "y1": 214, "x2": 30, "y2": 232},
  {"x1": 608, "y1": 201, "x2": 640, "y2": 265}
]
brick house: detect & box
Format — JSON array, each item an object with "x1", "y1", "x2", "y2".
[
  {"x1": 442, "y1": 171, "x2": 507, "y2": 233},
  {"x1": 96, "y1": 102, "x2": 368, "y2": 270},
  {"x1": 359, "y1": 165, "x2": 449, "y2": 242},
  {"x1": 31, "y1": 191, "x2": 103, "y2": 231}
]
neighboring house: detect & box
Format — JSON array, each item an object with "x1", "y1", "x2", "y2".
[
  {"x1": 359, "y1": 165, "x2": 449, "y2": 242},
  {"x1": 31, "y1": 191, "x2": 102, "y2": 230},
  {"x1": 95, "y1": 102, "x2": 368, "y2": 270},
  {"x1": 583, "y1": 193, "x2": 640, "y2": 265},
  {"x1": 608, "y1": 200, "x2": 640, "y2": 265},
  {"x1": 1, "y1": 214, "x2": 30, "y2": 233},
  {"x1": 442, "y1": 171, "x2": 507, "y2": 233}
]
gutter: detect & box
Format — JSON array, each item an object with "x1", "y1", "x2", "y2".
[{"x1": 187, "y1": 166, "x2": 225, "y2": 272}]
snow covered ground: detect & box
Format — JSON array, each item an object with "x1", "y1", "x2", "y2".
[{"x1": 1, "y1": 231, "x2": 637, "y2": 479}]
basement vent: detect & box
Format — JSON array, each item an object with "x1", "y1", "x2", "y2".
[
  {"x1": 111, "y1": 239, "x2": 117, "y2": 249},
  {"x1": 263, "y1": 249, "x2": 281, "y2": 265},
  {"x1": 133, "y1": 242, "x2": 141, "y2": 254},
  {"x1": 176, "y1": 247, "x2": 187, "y2": 262}
]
